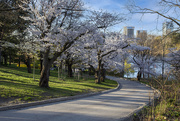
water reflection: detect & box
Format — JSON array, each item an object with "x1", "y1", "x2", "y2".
[{"x1": 124, "y1": 62, "x2": 172, "y2": 79}]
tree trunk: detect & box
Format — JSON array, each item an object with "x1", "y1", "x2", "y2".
[
  {"x1": 96, "y1": 58, "x2": 101, "y2": 84},
  {"x1": 18, "y1": 56, "x2": 21, "y2": 67},
  {"x1": 95, "y1": 70, "x2": 98, "y2": 81},
  {"x1": 89, "y1": 65, "x2": 95, "y2": 75},
  {"x1": 9, "y1": 55, "x2": 11, "y2": 65},
  {"x1": 88, "y1": 67, "x2": 91, "y2": 75},
  {"x1": 66, "y1": 59, "x2": 73, "y2": 77},
  {"x1": 119, "y1": 71, "x2": 124, "y2": 77},
  {"x1": 39, "y1": 67, "x2": 50, "y2": 88},
  {"x1": 142, "y1": 67, "x2": 145, "y2": 79},
  {"x1": 39, "y1": 58, "x2": 51, "y2": 88},
  {"x1": 100, "y1": 64, "x2": 106, "y2": 82},
  {"x1": 26, "y1": 56, "x2": 32, "y2": 73},
  {"x1": 39, "y1": 47, "x2": 61, "y2": 88},
  {"x1": 120, "y1": 60, "x2": 125, "y2": 77},
  {"x1": 23, "y1": 56, "x2": 32, "y2": 73},
  {"x1": 0, "y1": 29, "x2": 3, "y2": 66},
  {"x1": 60, "y1": 60, "x2": 63, "y2": 77},
  {"x1": 40, "y1": 53, "x2": 43, "y2": 73},
  {"x1": 4, "y1": 55, "x2": 7, "y2": 66},
  {"x1": 0, "y1": 47, "x2": 1, "y2": 66},
  {"x1": 162, "y1": 58, "x2": 164, "y2": 81},
  {"x1": 137, "y1": 70, "x2": 142, "y2": 81},
  {"x1": 39, "y1": 49, "x2": 52, "y2": 88},
  {"x1": 67, "y1": 62, "x2": 73, "y2": 77},
  {"x1": 148, "y1": 66, "x2": 150, "y2": 78},
  {"x1": 143, "y1": 72, "x2": 145, "y2": 78}
]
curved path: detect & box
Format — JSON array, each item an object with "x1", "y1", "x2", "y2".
[{"x1": 0, "y1": 76, "x2": 154, "y2": 121}]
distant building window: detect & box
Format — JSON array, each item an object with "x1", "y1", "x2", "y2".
[
  {"x1": 123, "y1": 26, "x2": 134, "y2": 39},
  {"x1": 162, "y1": 21, "x2": 174, "y2": 36}
]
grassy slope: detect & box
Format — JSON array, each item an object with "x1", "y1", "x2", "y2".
[
  {"x1": 129, "y1": 78, "x2": 180, "y2": 121},
  {"x1": 0, "y1": 65, "x2": 117, "y2": 106}
]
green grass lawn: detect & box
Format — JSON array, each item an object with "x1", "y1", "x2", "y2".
[{"x1": 0, "y1": 64, "x2": 117, "y2": 106}]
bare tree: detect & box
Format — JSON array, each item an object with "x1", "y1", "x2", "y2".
[
  {"x1": 127, "y1": 0, "x2": 180, "y2": 80},
  {"x1": 127, "y1": 0, "x2": 180, "y2": 27}
]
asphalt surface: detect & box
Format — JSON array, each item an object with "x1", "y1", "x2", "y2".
[{"x1": 0, "y1": 76, "x2": 155, "y2": 121}]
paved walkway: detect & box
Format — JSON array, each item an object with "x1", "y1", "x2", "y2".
[{"x1": 0, "y1": 76, "x2": 154, "y2": 121}]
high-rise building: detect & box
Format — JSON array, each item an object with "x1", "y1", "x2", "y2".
[
  {"x1": 123, "y1": 26, "x2": 134, "y2": 38},
  {"x1": 136, "y1": 30, "x2": 147, "y2": 41},
  {"x1": 162, "y1": 21, "x2": 174, "y2": 36}
]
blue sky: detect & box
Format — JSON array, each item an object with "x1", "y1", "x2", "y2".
[{"x1": 82, "y1": 0, "x2": 168, "y2": 36}]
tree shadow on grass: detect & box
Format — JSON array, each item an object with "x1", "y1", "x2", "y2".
[
  {"x1": 0, "y1": 78, "x2": 85, "y2": 101},
  {"x1": 0, "y1": 69, "x2": 40, "y2": 79},
  {"x1": 0, "y1": 78, "x2": 39, "y2": 89}
]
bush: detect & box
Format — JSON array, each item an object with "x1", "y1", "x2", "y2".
[
  {"x1": 16, "y1": 62, "x2": 41, "y2": 69},
  {"x1": 17, "y1": 64, "x2": 27, "y2": 68}
]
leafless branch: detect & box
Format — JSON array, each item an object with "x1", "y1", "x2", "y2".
[
  {"x1": 0, "y1": 7, "x2": 20, "y2": 11},
  {"x1": 161, "y1": 0, "x2": 180, "y2": 8}
]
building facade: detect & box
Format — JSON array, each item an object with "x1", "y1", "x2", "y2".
[
  {"x1": 123, "y1": 26, "x2": 134, "y2": 38},
  {"x1": 136, "y1": 30, "x2": 147, "y2": 40},
  {"x1": 162, "y1": 21, "x2": 174, "y2": 36}
]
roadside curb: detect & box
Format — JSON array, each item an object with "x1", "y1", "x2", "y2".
[
  {"x1": 137, "y1": 81, "x2": 161, "y2": 99},
  {"x1": 121, "y1": 79, "x2": 161, "y2": 121},
  {"x1": 0, "y1": 77, "x2": 121, "y2": 112}
]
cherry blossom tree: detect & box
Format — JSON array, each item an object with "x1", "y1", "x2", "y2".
[
  {"x1": 19, "y1": 0, "x2": 131, "y2": 86},
  {"x1": 87, "y1": 10, "x2": 126, "y2": 32},
  {"x1": 57, "y1": 42, "x2": 88, "y2": 77},
  {"x1": 128, "y1": 43, "x2": 158, "y2": 80},
  {"x1": 53, "y1": 10, "x2": 128, "y2": 83},
  {"x1": 82, "y1": 10, "x2": 128, "y2": 83},
  {"x1": 85, "y1": 32, "x2": 130, "y2": 83},
  {"x1": 20, "y1": 0, "x2": 97, "y2": 87}
]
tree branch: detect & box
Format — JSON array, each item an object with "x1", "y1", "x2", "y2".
[
  {"x1": 161, "y1": 0, "x2": 180, "y2": 8},
  {"x1": 0, "y1": 7, "x2": 20, "y2": 12},
  {"x1": 144, "y1": 8, "x2": 180, "y2": 27},
  {"x1": 102, "y1": 49, "x2": 116, "y2": 58}
]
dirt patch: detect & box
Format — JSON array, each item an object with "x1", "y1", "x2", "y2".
[{"x1": 0, "y1": 97, "x2": 27, "y2": 107}]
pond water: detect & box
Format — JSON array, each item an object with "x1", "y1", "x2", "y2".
[{"x1": 124, "y1": 62, "x2": 172, "y2": 78}]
